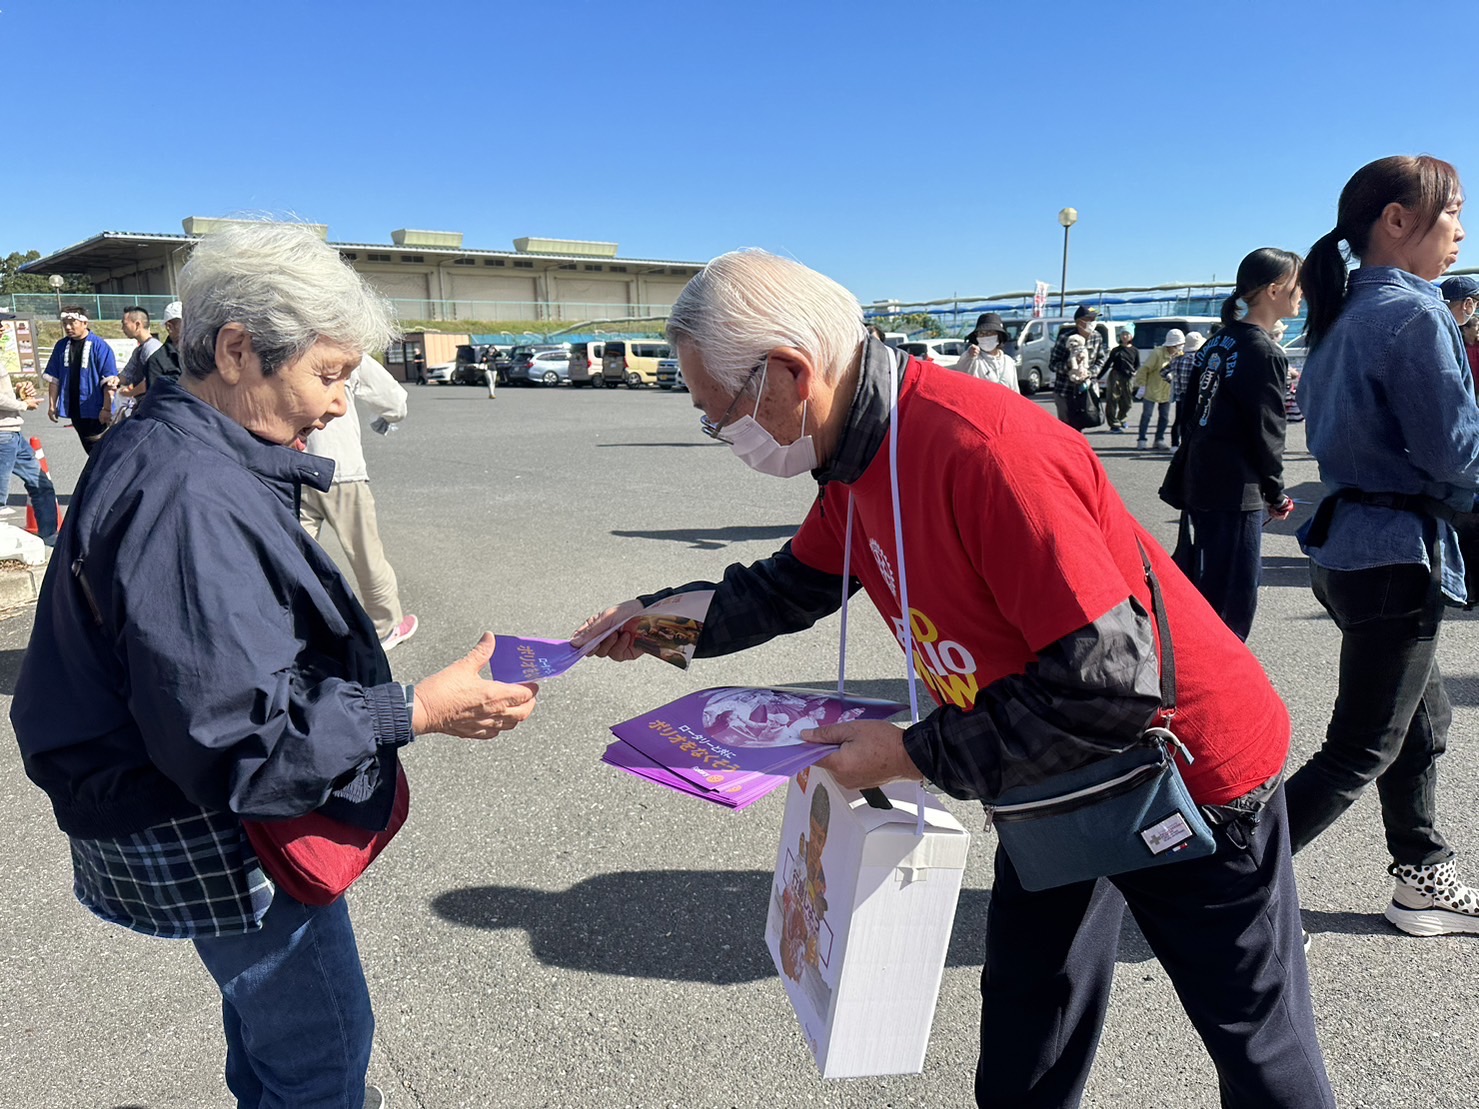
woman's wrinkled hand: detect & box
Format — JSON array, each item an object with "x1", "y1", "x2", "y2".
[
  {"x1": 570, "y1": 599, "x2": 647, "y2": 661},
  {"x1": 413, "y1": 632, "x2": 538, "y2": 739}
]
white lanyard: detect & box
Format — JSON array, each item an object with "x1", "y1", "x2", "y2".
[{"x1": 836, "y1": 349, "x2": 926, "y2": 830}]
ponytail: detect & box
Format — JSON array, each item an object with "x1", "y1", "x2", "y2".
[
  {"x1": 1220, "y1": 293, "x2": 1241, "y2": 326},
  {"x1": 1301, "y1": 230, "x2": 1349, "y2": 351}
]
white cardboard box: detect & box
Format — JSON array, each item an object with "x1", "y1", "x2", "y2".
[{"x1": 765, "y1": 767, "x2": 970, "y2": 1079}]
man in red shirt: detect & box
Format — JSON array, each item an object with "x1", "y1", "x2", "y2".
[{"x1": 575, "y1": 250, "x2": 1333, "y2": 1109}]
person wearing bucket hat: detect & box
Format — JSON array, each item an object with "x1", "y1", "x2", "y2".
[
  {"x1": 954, "y1": 313, "x2": 1019, "y2": 392},
  {"x1": 1133, "y1": 329, "x2": 1181, "y2": 449},
  {"x1": 1099, "y1": 328, "x2": 1139, "y2": 431}
]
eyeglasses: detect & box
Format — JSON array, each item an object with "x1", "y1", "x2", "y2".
[{"x1": 699, "y1": 357, "x2": 766, "y2": 443}]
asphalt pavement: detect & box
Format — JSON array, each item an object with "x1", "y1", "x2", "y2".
[{"x1": 3, "y1": 381, "x2": 1477, "y2": 1108}]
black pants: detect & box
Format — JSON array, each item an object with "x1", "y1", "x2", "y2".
[
  {"x1": 1170, "y1": 399, "x2": 1190, "y2": 447},
  {"x1": 1284, "y1": 563, "x2": 1453, "y2": 865},
  {"x1": 976, "y1": 787, "x2": 1332, "y2": 1109},
  {"x1": 72, "y1": 416, "x2": 106, "y2": 455},
  {"x1": 1180, "y1": 508, "x2": 1263, "y2": 640},
  {"x1": 1105, "y1": 373, "x2": 1133, "y2": 428}
]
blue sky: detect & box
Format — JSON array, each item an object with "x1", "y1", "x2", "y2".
[{"x1": 1, "y1": 0, "x2": 1469, "y2": 303}]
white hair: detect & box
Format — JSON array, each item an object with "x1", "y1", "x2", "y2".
[
  {"x1": 178, "y1": 221, "x2": 399, "y2": 379},
  {"x1": 666, "y1": 249, "x2": 866, "y2": 392}
]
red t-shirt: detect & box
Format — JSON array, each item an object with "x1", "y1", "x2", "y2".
[{"x1": 791, "y1": 358, "x2": 1289, "y2": 805}]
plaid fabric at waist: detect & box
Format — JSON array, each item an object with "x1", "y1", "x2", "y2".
[{"x1": 68, "y1": 809, "x2": 275, "y2": 939}]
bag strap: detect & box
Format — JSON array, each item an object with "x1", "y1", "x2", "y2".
[{"x1": 1135, "y1": 538, "x2": 1176, "y2": 717}]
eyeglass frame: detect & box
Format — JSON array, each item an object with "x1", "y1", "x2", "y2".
[{"x1": 699, "y1": 355, "x2": 768, "y2": 444}]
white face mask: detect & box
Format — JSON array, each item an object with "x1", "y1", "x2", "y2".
[
  {"x1": 712, "y1": 360, "x2": 818, "y2": 478},
  {"x1": 979, "y1": 335, "x2": 1000, "y2": 353}
]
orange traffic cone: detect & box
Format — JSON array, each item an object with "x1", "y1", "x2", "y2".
[{"x1": 23, "y1": 437, "x2": 63, "y2": 536}]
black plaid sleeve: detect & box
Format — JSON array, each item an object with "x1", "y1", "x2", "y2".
[{"x1": 902, "y1": 598, "x2": 1162, "y2": 802}]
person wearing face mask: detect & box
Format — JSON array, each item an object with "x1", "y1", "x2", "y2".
[
  {"x1": 954, "y1": 312, "x2": 1019, "y2": 392},
  {"x1": 572, "y1": 249, "x2": 1333, "y2": 1109},
  {"x1": 1289, "y1": 155, "x2": 1479, "y2": 937},
  {"x1": 1174, "y1": 250, "x2": 1301, "y2": 641},
  {"x1": 1049, "y1": 305, "x2": 1105, "y2": 424},
  {"x1": 1439, "y1": 272, "x2": 1479, "y2": 328}
]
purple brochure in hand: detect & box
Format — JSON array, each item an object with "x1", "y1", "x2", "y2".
[
  {"x1": 609, "y1": 686, "x2": 908, "y2": 795},
  {"x1": 486, "y1": 636, "x2": 591, "y2": 683}
]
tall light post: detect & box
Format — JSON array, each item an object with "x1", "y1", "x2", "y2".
[
  {"x1": 47, "y1": 273, "x2": 64, "y2": 315},
  {"x1": 1057, "y1": 207, "x2": 1078, "y2": 316}
]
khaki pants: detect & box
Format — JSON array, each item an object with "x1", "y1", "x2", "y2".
[{"x1": 300, "y1": 480, "x2": 403, "y2": 638}]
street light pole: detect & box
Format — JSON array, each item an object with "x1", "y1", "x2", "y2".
[
  {"x1": 1057, "y1": 208, "x2": 1078, "y2": 316},
  {"x1": 47, "y1": 273, "x2": 64, "y2": 315}
]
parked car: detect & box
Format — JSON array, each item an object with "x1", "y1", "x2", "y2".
[
  {"x1": 423, "y1": 361, "x2": 458, "y2": 385},
  {"x1": 656, "y1": 357, "x2": 687, "y2": 391},
  {"x1": 1014, "y1": 316, "x2": 1116, "y2": 394},
  {"x1": 1128, "y1": 316, "x2": 1223, "y2": 361},
  {"x1": 505, "y1": 343, "x2": 570, "y2": 385},
  {"x1": 568, "y1": 340, "x2": 607, "y2": 387},
  {"x1": 901, "y1": 338, "x2": 969, "y2": 366},
  {"x1": 452, "y1": 343, "x2": 503, "y2": 386},
  {"x1": 601, "y1": 340, "x2": 671, "y2": 388},
  {"x1": 523, "y1": 349, "x2": 571, "y2": 385}
]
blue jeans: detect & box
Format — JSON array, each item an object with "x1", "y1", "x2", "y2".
[
  {"x1": 193, "y1": 893, "x2": 374, "y2": 1109},
  {"x1": 2, "y1": 433, "x2": 58, "y2": 541},
  {"x1": 1137, "y1": 400, "x2": 1170, "y2": 443}
]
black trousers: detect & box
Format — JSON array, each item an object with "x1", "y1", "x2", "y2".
[
  {"x1": 976, "y1": 786, "x2": 1333, "y2": 1109},
  {"x1": 1284, "y1": 563, "x2": 1453, "y2": 865},
  {"x1": 72, "y1": 416, "x2": 106, "y2": 455},
  {"x1": 1177, "y1": 508, "x2": 1263, "y2": 640}
]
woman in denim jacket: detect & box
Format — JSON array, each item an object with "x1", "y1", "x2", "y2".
[{"x1": 1289, "y1": 154, "x2": 1479, "y2": 936}]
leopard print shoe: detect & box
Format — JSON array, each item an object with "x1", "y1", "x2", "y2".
[{"x1": 1385, "y1": 859, "x2": 1479, "y2": 936}]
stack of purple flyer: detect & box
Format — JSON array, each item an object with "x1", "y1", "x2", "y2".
[{"x1": 604, "y1": 687, "x2": 908, "y2": 810}]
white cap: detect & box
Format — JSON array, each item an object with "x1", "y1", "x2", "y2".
[
  {"x1": 1184, "y1": 331, "x2": 1205, "y2": 352},
  {"x1": 1164, "y1": 328, "x2": 1186, "y2": 348},
  {"x1": 163, "y1": 301, "x2": 183, "y2": 323}
]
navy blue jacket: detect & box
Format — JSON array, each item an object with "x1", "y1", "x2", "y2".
[{"x1": 11, "y1": 379, "x2": 412, "y2": 839}]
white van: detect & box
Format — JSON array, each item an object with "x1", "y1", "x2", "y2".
[{"x1": 1130, "y1": 316, "x2": 1222, "y2": 360}]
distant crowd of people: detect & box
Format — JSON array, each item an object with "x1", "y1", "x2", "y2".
[{"x1": 10, "y1": 152, "x2": 1479, "y2": 1108}]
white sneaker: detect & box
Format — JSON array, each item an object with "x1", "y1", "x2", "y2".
[
  {"x1": 1385, "y1": 859, "x2": 1479, "y2": 936},
  {"x1": 0, "y1": 506, "x2": 14, "y2": 516},
  {"x1": 380, "y1": 614, "x2": 418, "y2": 652}
]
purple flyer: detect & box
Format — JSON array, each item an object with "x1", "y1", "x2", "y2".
[
  {"x1": 609, "y1": 686, "x2": 907, "y2": 795},
  {"x1": 486, "y1": 636, "x2": 590, "y2": 683}
]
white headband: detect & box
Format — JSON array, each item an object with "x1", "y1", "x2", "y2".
[{"x1": 60, "y1": 312, "x2": 89, "y2": 324}]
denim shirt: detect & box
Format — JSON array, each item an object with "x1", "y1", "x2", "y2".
[{"x1": 1296, "y1": 266, "x2": 1479, "y2": 601}]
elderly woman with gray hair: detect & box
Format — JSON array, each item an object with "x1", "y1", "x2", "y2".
[{"x1": 12, "y1": 222, "x2": 538, "y2": 1109}]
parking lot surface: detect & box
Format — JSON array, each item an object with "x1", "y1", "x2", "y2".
[{"x1": 4, "y1": 383, "x2": 1477, "y2": 1108}]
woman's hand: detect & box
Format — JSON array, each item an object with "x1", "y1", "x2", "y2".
[
  {"x1": 570, "y1": 599, "x2": 647, "y2": 660},
  {"x1": 413, "y1": 632, "x2": 538, "y2": 738}
]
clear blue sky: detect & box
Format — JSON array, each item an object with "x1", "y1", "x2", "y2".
[{"x1": 1, "y1": 0, "x2": 1469, "y2": 303}]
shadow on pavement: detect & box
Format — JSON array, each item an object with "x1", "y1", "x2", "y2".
[
  {"x1": 431, "y1": 869, "x2": 1160, "y2": 981},
  {"x1": 1262, "y1": 556, "x2": 1312, "y2": 589},
  {"x1": 1299, "y1": 907, "x2": 1395, "y2": 938},
  {"x1": 611, "y1": 525, "x2": 797, "y2": 550}
]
